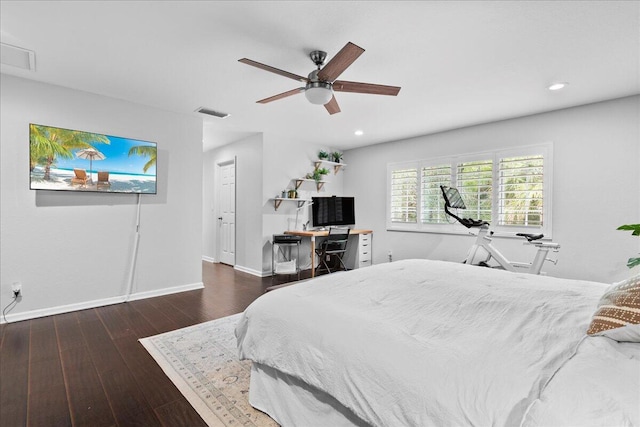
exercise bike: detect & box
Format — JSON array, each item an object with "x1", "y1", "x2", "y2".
[{"x1": 440, "y1": 185, "x2": 560, "y2": 275}]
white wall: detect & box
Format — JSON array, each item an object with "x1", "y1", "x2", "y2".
[
  {"x1": 344, "y1": 96, "x2": 640, "y2": 283},
  {"x1": 1, "y1": 75, "x2": 204, "y2": 322},
  {"x1": 203, "y1": 134, "x2": 263, "y2": 274}
]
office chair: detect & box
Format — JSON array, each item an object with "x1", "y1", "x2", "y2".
[{"x1": 315, "y1": 227, "x2": 351, "y2": 274}]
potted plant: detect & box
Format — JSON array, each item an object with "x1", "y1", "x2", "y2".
[
  {"x1": 308, "y1": 168, "x2": 330, "y2": 182},
  {"x1": 331, "y1": 151, "x2": 343, "y2": 163},
  {"x1": 317, "y1": 167, "x2": 330, "y2": 178},
  {"x1": 318, "y1": 150, "x2": 330, "y2": 160},
  {"x1": 617, "y1": 224, "x2": 640, "y2": 268}
]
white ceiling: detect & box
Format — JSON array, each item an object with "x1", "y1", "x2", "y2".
[{"x1": 1, "y1": 1, "x2": 638, "y2": 152}]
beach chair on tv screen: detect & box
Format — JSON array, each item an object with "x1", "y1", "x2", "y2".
[
  {"x1": 97, "y1": 171, "x2": 111, "y2": 189},
  {"x1": 70, "y1": 169, "x2": 89, "y2": 186}
]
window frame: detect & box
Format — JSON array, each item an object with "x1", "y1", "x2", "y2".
[{"x1": 386, "y1": 143, "x2": 553, "y2": 238}]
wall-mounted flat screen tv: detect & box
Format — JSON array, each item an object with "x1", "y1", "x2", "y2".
[
  {"x1": 312, "y1": 196, "x2": 356, "y2": 227},
  {"x1": 29, "y1": 123, "x2": 157, "y2": 194}
]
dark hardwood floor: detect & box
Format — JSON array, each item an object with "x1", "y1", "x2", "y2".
[{"x1": 0, "y1": 262, "x2": 284, "y2": 427}]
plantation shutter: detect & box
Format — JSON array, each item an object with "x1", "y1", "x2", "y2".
[
  {"x1": 420, "y1": 164, "x2": 452, "y2": 223},
  {"x1": 457, "y1": 160, "x2": 493, "y2": 221},
  {"x1": 390, "y1": 167, "x2": 418, "y2": 223},
  {"x1": 498, "y1": 155, "x2": 544, "y2": 226}
]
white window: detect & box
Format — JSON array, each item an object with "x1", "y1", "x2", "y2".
[
  {"x1": 387, "y1": 144, "x2": 553, "y2": 237},
  {"x1": 498, "y1": 154, "x2": 544, "y2": 227},
  {"x1": 457, "y1": 159, "x2": 493, "y2": 222},
  {"x1": 420, "y1": 164, "x2": 451, "y2": 224},
  {"x1": 389, "y1": 167, "x2": 418, "y2": 224}
]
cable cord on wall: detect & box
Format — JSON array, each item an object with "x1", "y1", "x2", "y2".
[
  {"x1": 125, "y1": 194, "x2": 142, "y2": 302},
  {"x1": 2, "y1": 295, "x2": 19, "y2": 323}
]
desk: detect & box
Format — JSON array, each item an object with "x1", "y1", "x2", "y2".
[{"x1": 285, "y1": 229, "x2": 373, "y2": 277}]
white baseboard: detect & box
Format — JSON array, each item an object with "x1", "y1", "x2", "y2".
[
  {"x1": 126, "y1": 282, "x2": 204, "y2": 302},
  {"x1": 233, "y1": 264, "x2": 270, "y2": 278},
  {"x1": 1, "y1": 282, "x2": 204, "y2": 324},
  {"x1": 201, "y1": 258, "x2": 269, "y2": 277}
]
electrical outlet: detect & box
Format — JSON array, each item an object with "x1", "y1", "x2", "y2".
[
  {"x1": 12, "y1": 282, "x2": 21, "y2": 297},
  {"x1": 388, "y1": 250, "x2": 393, "y2": 262}
]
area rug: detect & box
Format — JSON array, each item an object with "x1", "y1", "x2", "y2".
[{"x1": 139, "y1": 313, "x2": 278, "y2": 427}]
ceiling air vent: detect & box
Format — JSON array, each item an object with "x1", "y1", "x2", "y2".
[
  {"x1": 196, "y1": 107, "x2": 230, "y2": 119},
  {"x1": 1, "y1": 43, "x2": 36, "y2": 71}
]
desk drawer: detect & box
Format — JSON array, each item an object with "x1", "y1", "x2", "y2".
[
  {"x1": 358, "y1": 258, "x2": 371, "y2": 268},
  {"x1": 359, "y1": 243, "x2": 371, "y2": 254},
  {"x1": 359, "y1": 249, "x2": 372, "y2": 266}
]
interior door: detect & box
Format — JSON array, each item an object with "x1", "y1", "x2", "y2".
[{"x1": 218, "y1": 160, "x2": 236, "y2": 266}]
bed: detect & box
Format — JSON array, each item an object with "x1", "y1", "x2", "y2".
[{"x1": 236, "y1": 259, "x2": 640, "y2": 426}]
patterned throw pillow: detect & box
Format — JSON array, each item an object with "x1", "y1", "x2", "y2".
[{"x1": 587, "y1": 273, "x2": 640, "y2": 342}]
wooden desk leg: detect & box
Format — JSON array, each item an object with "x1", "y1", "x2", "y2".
[{"x1": 310, "y1": 236, "x2": 316, "y2": 277}]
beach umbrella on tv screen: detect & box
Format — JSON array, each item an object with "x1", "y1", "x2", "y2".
[{"x1": 76, "y1": 148, "x2": 105, "y2": 183}]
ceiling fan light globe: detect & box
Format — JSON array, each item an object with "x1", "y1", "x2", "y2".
[{"x1": 305, "y1": 84, "x2": 333, "y2": 105}]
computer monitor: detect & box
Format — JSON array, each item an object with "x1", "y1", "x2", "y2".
[{"x1": 311, "y1": 196, "x2": 355, "y2": 227}]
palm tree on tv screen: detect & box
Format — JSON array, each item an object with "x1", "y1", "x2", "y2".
[
  {"x1": 30, "y1": 124, "x2": 110, "y2": 180},
  {"x1": 128, "y1": 145, "x2": 157, "y2": 173}
]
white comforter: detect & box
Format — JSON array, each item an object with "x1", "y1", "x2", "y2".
[{"x1": 236, "y1": 259, "x2": 638, "y2": 426}]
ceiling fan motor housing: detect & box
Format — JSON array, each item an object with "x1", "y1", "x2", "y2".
[{"x1": 310, "y1": 50, "x2": 327, "y2": 68}]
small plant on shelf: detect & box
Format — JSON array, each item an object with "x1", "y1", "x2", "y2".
[
  {"x1": 331, "y1": 151, "x2": 343, "y2": 163},
  {"x1": 318, "y1": 150, "x2": 330, "y2": 160},
  {"x1": 306, "y1": 168, "x2": 330, "y2": 182}
]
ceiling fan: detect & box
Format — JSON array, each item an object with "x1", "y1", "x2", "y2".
[{"x1": 239, "y1": 42, "x2": 401, "y2": 115}]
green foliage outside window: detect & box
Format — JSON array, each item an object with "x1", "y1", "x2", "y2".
[
  {"x1": 420, "y1": 165, "x2": 451, "y2": 224},
  {"x1": 390, "y1": 168, "x2": 417, "y2": 223},
  {"x1": 499, "y1": 155, "x2": 544, "y2": 227},
  {"x1": 457, "y1": 160, "x2": 493, "y2": 222}
]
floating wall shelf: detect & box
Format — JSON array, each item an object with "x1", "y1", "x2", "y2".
[
  {"x1": 295, "y1": 178, "x2": 326, "y2": 192},
  {"x1": 273, "y1": 198, "x2": 311, "y2": 211},
  {"x1": 314, "y1": 160, "x2": 346, "y2": 174}
]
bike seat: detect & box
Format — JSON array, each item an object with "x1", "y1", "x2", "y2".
[{"x1": 516, "y1": 233, "x2": 544, "y2": 242}]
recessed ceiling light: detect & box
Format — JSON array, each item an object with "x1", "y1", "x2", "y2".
[
  {"x1": 354, "y1": 130, "x2": 364, "y2": 136},
  {"x1": 548, "y1": 82, "x2": 568, "y2": 91}
]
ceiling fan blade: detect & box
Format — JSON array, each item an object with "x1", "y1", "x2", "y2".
[
  {"x1": 333, "y1": 80, "x2": 401, "y2": 96},
  {"x1": 239, "y1": 58, "x2": 308, "y2": 83},
  {"x1": 317, "y1": 42, "x2": 365, "y2": 82},
  {"x1": 324, "y1": 95, "x2": 341, "y2": 115},
  {"x1": 257, "y1": 88, "x2": 305, "y2": 104}
]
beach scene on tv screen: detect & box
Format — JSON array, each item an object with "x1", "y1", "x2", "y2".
[{"x1": 29, "y1": 124, "x2": 157, "y2": 194}]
